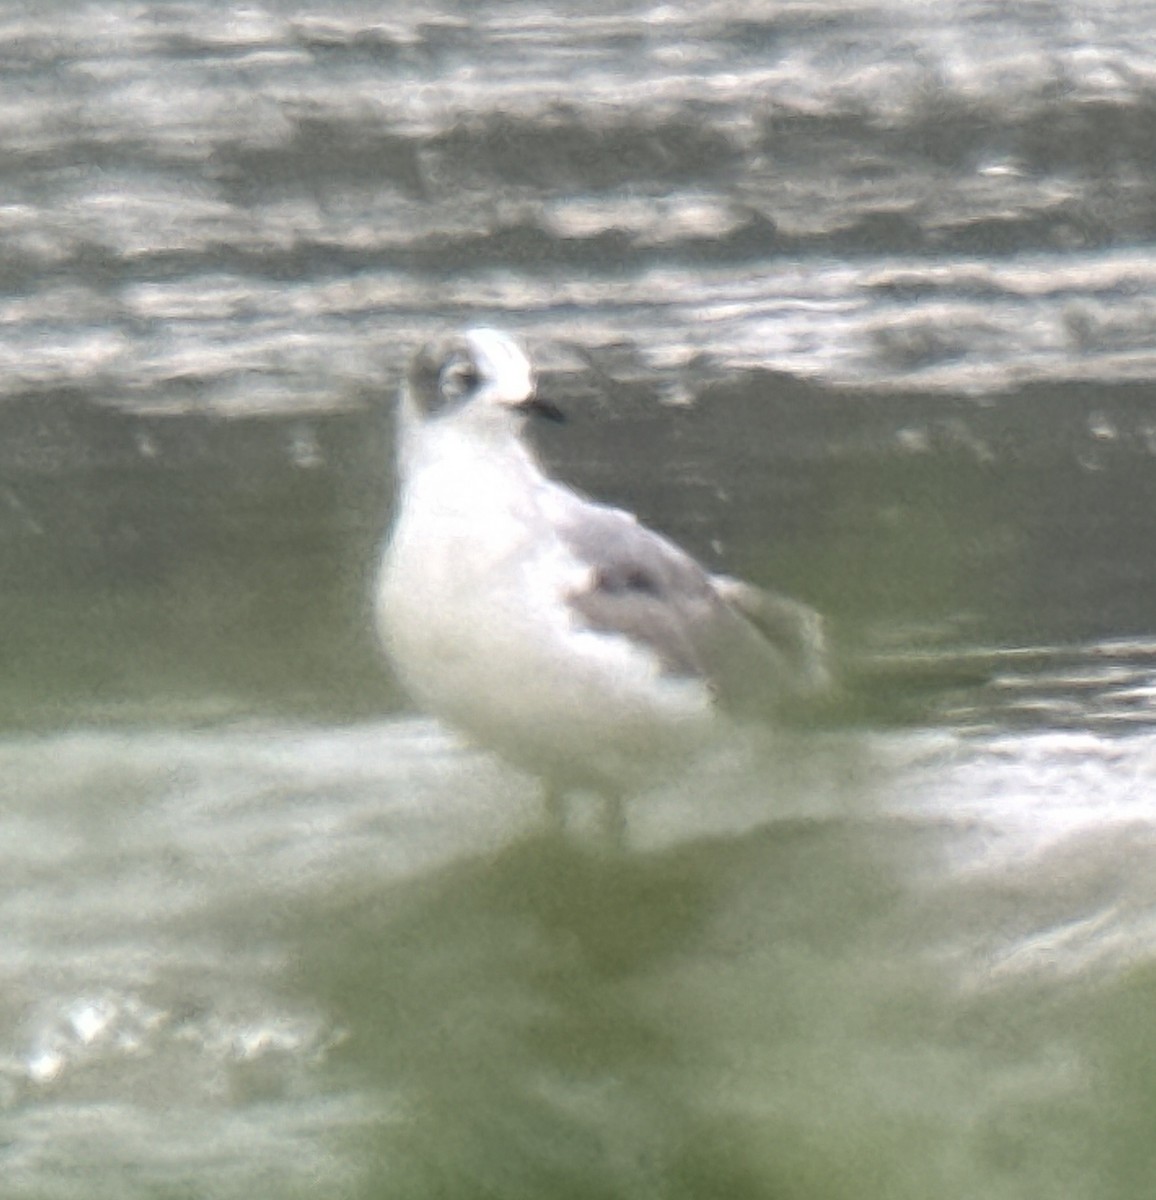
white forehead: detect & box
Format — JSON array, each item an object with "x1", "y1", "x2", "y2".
[{"x1": 465, "y1": 328, "x2": 535, "y2": 403}]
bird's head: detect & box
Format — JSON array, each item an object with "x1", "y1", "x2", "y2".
[{"x1": 403, "y1": 328, "x2": 563, "y2": 427}]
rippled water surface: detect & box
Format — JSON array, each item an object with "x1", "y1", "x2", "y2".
[{"x1": 4, "y1": 2, "x2": 1156, "y2": 1197}]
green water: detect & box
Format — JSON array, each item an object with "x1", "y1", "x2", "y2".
[{"x1": 2, "y1": 714, "x2": 1154, "y2": 1199}]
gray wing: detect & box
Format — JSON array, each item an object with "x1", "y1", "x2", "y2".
[{"x1": 547, "y1": 487, "x2": 828, "y2": 714}]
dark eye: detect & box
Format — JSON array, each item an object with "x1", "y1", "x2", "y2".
[{"x1": 439, "y1": 357, "x2": 480, "y2": 403}]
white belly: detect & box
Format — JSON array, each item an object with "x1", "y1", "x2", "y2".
[{"x1": 376, "y1": 473, "x2": 714, "y2": 793}]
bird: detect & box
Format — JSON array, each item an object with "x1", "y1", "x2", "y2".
[{"x1": 375, "y1": 327, "x2": 828, "y2": 837}]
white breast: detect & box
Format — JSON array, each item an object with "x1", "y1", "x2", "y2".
[{"x1": 376, "y1": 426, "x2": 715, "y2": 793}]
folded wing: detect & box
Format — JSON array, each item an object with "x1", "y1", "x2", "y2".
[{"x1": 544, "y1": 485, "x2": 828, "y2": 714}]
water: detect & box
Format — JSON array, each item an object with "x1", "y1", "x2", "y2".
[
  {"x1": 3, "y1": 1, "x2": 1156, "y2": 1196},
  {"x1": 6, "y1": 719, "x2": 1156, "y2": 1197}
]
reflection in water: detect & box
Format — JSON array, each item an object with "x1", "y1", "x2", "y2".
[
  {"x1": 273, "y1": 727, "x2": 997, "y2": 1200},
  {"x1": 281, "y1": 718, "x2": 1156, "y2": 1199},
  {"x1": 2, "y1": 716, "x2": 1156, "y2": 1197},
  {"x1": 295, "y1": 812, "x2": 922, "y2": 1197}
]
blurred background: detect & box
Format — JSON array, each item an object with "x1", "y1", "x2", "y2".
[{"x1": 3, "y1": 2, "x2": 1156, "y2": 1197}]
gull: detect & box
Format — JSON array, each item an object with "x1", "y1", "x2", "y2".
[{"x1": 375, "y1": 328, "x2": 828, "y2": 835}]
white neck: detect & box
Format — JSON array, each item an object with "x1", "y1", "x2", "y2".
[{"x1": 395, "y1": 386, "x2": 541, "y2": 486}]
